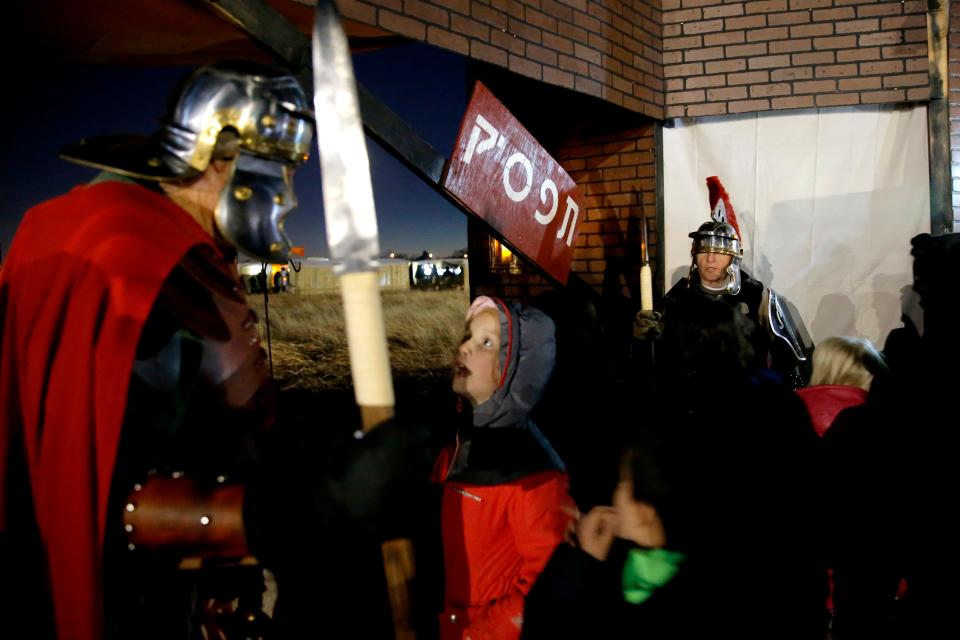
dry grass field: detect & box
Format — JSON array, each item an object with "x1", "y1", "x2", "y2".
[{"x1": 248, "y1": 289, "x2": 470, "y2": 393}]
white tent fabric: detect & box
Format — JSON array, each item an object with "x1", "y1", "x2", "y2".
[{"x1": 663, "y1": 105, "x2": 930, "y2": 347}]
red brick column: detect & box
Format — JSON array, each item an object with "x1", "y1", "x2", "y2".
[
  {"x1": 468, "y1": 123, "x2": 657, "y2": 301},
  {"x1": 559, "y1": 125, "x2": 657, "y2": 291}
]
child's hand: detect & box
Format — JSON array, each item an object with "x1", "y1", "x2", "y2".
[
  {"x1": 575, "y1": 506, "x2": 619, "y2": 561},
  {"x1": 562, "y1": 505, "x2": 580, "y2": 546}
]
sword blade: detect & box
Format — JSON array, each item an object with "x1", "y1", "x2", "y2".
[
  {"x1": 311, "y1": 0, "x2": 394, "y2": 419},
  {"x1": 312, "y1": 0, "x2": 380, "y2": 272},
  {"x1": 639, "y1": 205, "x2": 650, "y2": 265}
]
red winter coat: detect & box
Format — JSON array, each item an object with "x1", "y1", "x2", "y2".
[
  {"x1": 797, "y1": 384, "x2": 868, "y2": 437},
  {"x1": 436, "y1": 298, "x2": 574, "y2": 640},
  {"x1": 435, "y1": 447, "x2": 572, "y2": 640}
]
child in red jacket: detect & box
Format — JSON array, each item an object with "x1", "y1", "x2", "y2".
[
  {"x1": 796, "y1": 336, "x2": 887, "y2": 437},
  {"x1": 434, "y1": 296, "x2": 574, "y2": 640}
]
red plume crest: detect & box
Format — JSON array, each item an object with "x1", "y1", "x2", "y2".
[{"x1": 706, "y1": 176, "x2": 741, "y2": 239}]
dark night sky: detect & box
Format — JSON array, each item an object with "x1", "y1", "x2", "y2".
[{"x1": 0, "y1": 43, "x2": 469, "y2": 261}]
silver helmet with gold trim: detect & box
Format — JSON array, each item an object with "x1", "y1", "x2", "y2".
[{"x1": 61, "y1": 61, "x2": 314, "y2": 262}]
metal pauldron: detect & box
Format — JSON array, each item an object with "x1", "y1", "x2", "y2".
[{"x1": 760, "y1": 288, "x2": 807, "y2": 361}]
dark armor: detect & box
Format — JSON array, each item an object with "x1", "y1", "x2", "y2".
[
  {"x1": 661, "y1": 270, "x2": 807, "y2": 387},
  {"x1": 104, "y1": 243, "x2": 273, "y2": 640}
]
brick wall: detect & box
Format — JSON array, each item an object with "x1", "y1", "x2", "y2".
[
  {"x1": 951, "y1": 1, "x2": 960, "y2": 228},
  {"x1": 468, "y1": 122, "x2": 658, "y2": 302},
  {"x1": 337, "y1": 0, "x2": 946, "y2": 281},
  {"x1": 560, "y1": 125, "x2": 658, "y2": 291},
  {"x1": 340, "y1": 0, "x2": 664, "y2": 118},
  {"x1": 341, "y1": 1, "x2": 937, "y2": 119},
  {"x1": 467, "y1": 218, "x2": 554, "y2": 300},
  {"x1": 662, "y1": 0, "x2": 931, "y2": 117}
]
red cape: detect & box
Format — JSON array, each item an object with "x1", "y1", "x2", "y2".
[{"x1": 1, "y1": 181, "x2": 217, "y2": 639}]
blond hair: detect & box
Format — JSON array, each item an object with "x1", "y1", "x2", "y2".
[{"x1": 809, "y1": 336, "x2": 887, "y2": 391}]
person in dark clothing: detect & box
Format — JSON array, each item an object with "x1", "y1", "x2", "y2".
[
  {"x1": 824, "y1": 232, "x2": 960, "y2": 639},
  {"x1": 526, "y1": 298, "x2": 828, "y2": 639},
  {"x1": 272, "y1": 266, "x2": 288, "y2": 292},
  {"x1": 531, "y1": 287, "x2": 626, "y2": 510},
  {"x1": 635, "y1": 178, "x2": 808, "y2": 388},
  {"x1": 522, "y1": 430, "x2": 689, "y2": 640}
]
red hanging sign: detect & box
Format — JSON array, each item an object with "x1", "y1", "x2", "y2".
[{"x1": 443, "y1": 82, "x2": 584, "y2": 284}]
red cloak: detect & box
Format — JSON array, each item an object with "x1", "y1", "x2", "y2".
[{"x1": 1, "y1": 181, "x2": 217, "y2": 639}]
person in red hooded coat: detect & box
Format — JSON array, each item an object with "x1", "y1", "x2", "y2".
[{"x1": 433, "y1": 296, "x2": 575, "y2": 640}]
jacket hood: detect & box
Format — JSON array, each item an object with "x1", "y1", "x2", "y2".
[{"x1": 471, "y1": 297, "x2": 556, "y2": 429}]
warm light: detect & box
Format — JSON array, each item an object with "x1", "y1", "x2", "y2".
[
  {"x1": 429, "y1": 252, "x2": 434, "y2": 258},
  {"x1": 389, "y1": 252, "x2": 396, "y2": 259},
  {"x1": 463, "y1": 253, "x2": 468, "y2": 259},
  {"x1": 489, "y1": 238, "x2": 519, "y2": 273}
]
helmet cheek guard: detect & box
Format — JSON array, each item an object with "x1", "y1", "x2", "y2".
[
  {"x1": 725, "y1": 260, "x2": 742, "y2": 296},
  {"x1": 217, "y1": 155, "x2": 298, "y2": 264}
]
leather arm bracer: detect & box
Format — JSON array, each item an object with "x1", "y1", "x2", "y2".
[{"x1": 122, "y1": 474, "x2": 248, "y2": 559}]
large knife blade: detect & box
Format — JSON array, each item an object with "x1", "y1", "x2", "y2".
[
  {"x1": 312, "y1": 0, "x2": 394, "y2": 428},
  {"x1": 311, "y1": 5, "x2": 415, "y2": 638}
]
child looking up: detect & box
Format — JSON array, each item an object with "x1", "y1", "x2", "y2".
[{"x1": 434, "y1": 296, "x2": 574, "y2": 640}]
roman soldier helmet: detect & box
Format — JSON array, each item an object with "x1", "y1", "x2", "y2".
[
  {"x1": 60, "y1": 61, "x2": 314, "y2": 263},
  {"x1": 689, "y1": 176, "x2": 744, "y2": 295}
]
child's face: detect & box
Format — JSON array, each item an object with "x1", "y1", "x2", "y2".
[
  {"x1": 452, "y1": 310, "x2": 501, "y2": 407},
  {"x1": 613, "y1": 469, "x2": 667, "y2": 549}
]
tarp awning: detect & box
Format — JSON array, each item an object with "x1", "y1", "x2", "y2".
[{"x1": 14, "y1": 0, "x2": 397, "y2": 65}]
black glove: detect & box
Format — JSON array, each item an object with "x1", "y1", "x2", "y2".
[
  {"x1": 243, "y1": 417, "x2": 434, "y2": 567},
  {"x1": 323, "y1": 418, "x2": 436, "y2": 528},
  {"x1": 634, "y1": 310, "x2": 664, "y2": 340}
]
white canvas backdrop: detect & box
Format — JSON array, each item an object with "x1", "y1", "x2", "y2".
[{"x1": 663, "y1": 105, "x2": 930, "y2": 347}]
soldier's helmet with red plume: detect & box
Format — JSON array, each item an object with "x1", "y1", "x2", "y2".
[{"x1": 688, "y1": 176, "x2": 744, "y2": 295}]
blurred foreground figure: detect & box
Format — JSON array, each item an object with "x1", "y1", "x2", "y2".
[
  {"x1": 824, "y1": 233, "x2": 960, "y2": 639},
  {"x1": 527, "y1": 298, "x2": 827, "y2": 639},
  {"x1": 0, "y1": 61, "x2": 428, "y2": 639}
]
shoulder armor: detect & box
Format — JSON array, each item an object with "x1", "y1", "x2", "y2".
[{"x1": 760, "y1": 288, "x2": 807, "y2": 362}]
